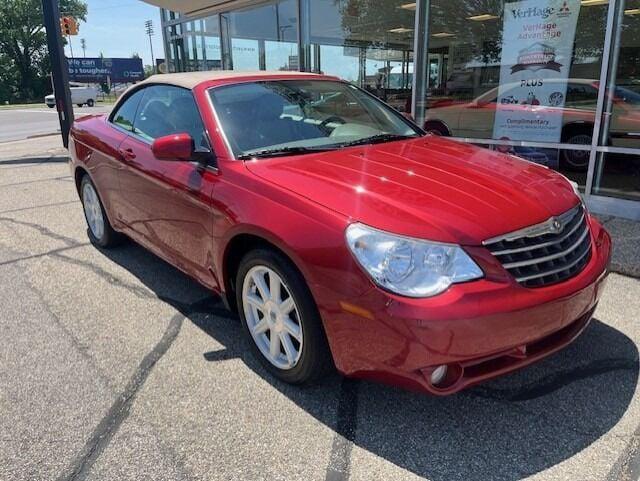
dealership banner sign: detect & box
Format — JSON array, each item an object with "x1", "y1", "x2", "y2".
[
  {"x1": 492, "y1": 0, "x2": 581, "y2": 142},
  {"x1": 67, "y1": 57, "x2": 144, "y2": 83}
]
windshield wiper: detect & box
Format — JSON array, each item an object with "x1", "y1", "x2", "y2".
[
  {"x1": 237, "y1": 134, "x2": 419, "y2": 159},
  {"x1": 238, "y1": 146, "x2": 334, "y2": 160},
  {"x1": 337, "y1": 133, "x2": 417, "y2": 148}
]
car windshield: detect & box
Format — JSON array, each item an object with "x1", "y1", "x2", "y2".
[{"x1": 208, "y1": 80, "x2": 421, "y2": 159}]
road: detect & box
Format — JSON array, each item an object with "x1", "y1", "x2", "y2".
[
  {"x1": 0, "y1": 136, "x2": 639, "y2": 481},
  {"x1": 0, "y1": 105, "x2": 111, "y2": 143}
]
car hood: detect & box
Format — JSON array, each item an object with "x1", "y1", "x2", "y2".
[{"x1": 245, "y1": 136, "x2": 579, "y2": 245}]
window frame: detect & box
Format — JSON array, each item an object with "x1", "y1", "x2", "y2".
[{"x1": 108, "y1": 83, "x2": 214, "y2": 153}]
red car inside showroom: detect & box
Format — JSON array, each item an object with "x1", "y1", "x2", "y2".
[{"x1": 69, "y1": 71, "x2": 611, "y2": 395}]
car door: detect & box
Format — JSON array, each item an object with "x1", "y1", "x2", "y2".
[
  {"x1": 94, "y1": 87, "x2": 146, "y2": 223},
  {"x1": 456, "y1": 91, "x2": 499, "y2": 139},
  {"x1": 116, "y1": 84, "x2": 218, "y2": 287}
]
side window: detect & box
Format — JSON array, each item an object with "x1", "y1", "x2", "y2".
[
  {"x1": 133, "y1": 85, "x2": 208, "y2": 147},
  {"x1": 111, "y1": 89, "x2": 145, "y2": 131},
  {"x1": 565, "y1": 84, "x2": 598, "y2": 110}
]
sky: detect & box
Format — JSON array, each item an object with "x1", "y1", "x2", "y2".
[{"x1": 67, "y1": 0, "x2": 165, "y2": 66}]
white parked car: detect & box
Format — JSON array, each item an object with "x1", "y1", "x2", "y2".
[{"x1": 45, "y1": 83, "x2": 99, "y2": 108}]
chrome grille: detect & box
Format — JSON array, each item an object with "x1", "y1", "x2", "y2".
[{"x1": 483, "y1": 205, "x2": 592, "y2": 288}]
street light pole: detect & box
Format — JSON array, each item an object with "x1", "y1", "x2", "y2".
[
  {"x1": 80, "y1": 38, "x2": 86, "y2": 58},
  {"x1": 145, "y1": 20, "x2": 156, "y2": 74}
]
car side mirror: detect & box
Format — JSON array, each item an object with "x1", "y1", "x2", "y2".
[
  {"x1": 152, "y1": 133, "x2": 215, "y2": 166},
  {"x1": 152, "y1": 133, "x2": 195, "y2": 161}
]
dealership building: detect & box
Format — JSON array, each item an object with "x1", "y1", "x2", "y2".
[{"x1": 143, "y1": 0, "x2": 640, "y2": 220}]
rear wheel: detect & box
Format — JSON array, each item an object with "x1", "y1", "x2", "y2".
[
  {"x1": 236, "y1": 249, "x2": 333, "y2": 384},
  {"x1": 561, "y1": 128, "x2": 592, "y2": 171},
  {"x1": 80, "y1": 175, "x2": 120, "y2": 248},
  {"x1": 47, "y1": 104, "x2": 55, "y2": 109}
]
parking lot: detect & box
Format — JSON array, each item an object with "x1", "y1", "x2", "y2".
[{"x1": 1, "y1": 136, "x2": 639, "y2": 481}]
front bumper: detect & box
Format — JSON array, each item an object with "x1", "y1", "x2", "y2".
[{"x1": 316, "y1": 215, "x2": 611, "y2": 395}]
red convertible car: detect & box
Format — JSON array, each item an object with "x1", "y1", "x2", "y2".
[{"x1": 69, "y1": 71, "x2": 611, "y2": 395}]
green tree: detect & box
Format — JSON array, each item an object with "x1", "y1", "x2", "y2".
[
  {"x1": 144, "y1": 64, "x2": 155, "y2": 78},
  {"x1": 0, "y1": 0, "x2": 87, "y2": 101}
]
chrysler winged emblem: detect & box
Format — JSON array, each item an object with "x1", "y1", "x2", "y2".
[{"x1": 550, "y1": 218, "x2": 563, "y2": 233}]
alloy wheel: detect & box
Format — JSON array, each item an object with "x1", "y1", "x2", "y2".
[
  {"x1": 242, "y1": 265, "x2": 303, "y2": 370},
  {"x1": 82, "y1": 181, "x2": 105, "y2": 240}
]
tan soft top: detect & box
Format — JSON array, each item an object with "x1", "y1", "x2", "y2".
[{"x1": 138, "y1": 70, "x2": 328, "y2": 90}]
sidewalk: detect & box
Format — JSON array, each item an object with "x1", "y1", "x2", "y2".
[
  {"x1": 597, "y1": 215, "x2": 640, "y2": 278},
  {"x1": 0, "y1": 134, "x2": 67, "y2": 160},
  {"x1": 2, "y1": 135, "x2": 638, "y2": 279}
]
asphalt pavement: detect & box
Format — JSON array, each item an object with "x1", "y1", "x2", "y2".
[
  {"x1": 1, "y1": 136, "x2": 639, "y2": 481},
  {"x1": 0, "y1": 105, "x2": 111, "y2": 143}
]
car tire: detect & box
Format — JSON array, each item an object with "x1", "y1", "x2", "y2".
[
  {"x1": 561, "y1": 128, "x2": 593, "y2": 171},
  {"x1": 47, "y1": 104, "x2": 55, "y2": 109},
  {"x1": 424, "y1": 121, "x2": 450, "y2": 136},
  {"x1": 80, "y1": 175, "x2": 121, "y2": 248},
  {"x1": 87, "y1": 99, "x2": 95, "y2": 107},
  {"x1": 235, "y1": 248, "x2": 333, "y2": 384}
]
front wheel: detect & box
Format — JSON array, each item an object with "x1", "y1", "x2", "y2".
[
  {"x1": 236, "y1": 249, "x2": 333, "y2": 384},
  {"x1": 80, "y1": 175, "x2": 121, "y2": 248},
  {"x1": 86, "y1": 99, "x2": 95, "y2": 107}
]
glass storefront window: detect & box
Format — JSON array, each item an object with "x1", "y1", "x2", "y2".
[
  {"x1": 165, "y1": 24, "x2": 184, "y2": 73},
  {"x1": 307, "y1": 0, "x2": 416, "y2": 113},
  {"x1": 223, "y1": 0, "x2": 299, "y2": 71},
  {"x1": 592, "y1": 0, "x2": 640, "y2": 201},
  {"x1": 593, "y1": 152, "x2": 640, "y2": 201},
  {"x1": 165, "y1": 15, "x2": 221, "y2": 73},
  {"x1": 203, "y1": 16, "x2": 222, "y2": 70},
  {"x1": 600, "y1": 0, "x2": 640, "y2": 150},
  {"x1": 420, "y1": 0, "x2": 608, "y2": 182}
]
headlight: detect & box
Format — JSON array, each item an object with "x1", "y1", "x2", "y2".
[{"x1": 345, "y1": 223, "x2": 483, "y2": 298}]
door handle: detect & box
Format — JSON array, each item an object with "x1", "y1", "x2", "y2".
[{"x1": 118, "y1": 148, "x2": 136, "y2": 161}]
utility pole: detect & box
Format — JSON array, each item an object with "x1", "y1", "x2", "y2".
[
  {"x1": 145, "y1": 20, "x2": 156, "y2": 74},
  {"x1": 80, "y1": 38, "x2": 86, "y2": 57},
  {"x1": 42, "y1": 0, "x2": 74, "y2": 148}
]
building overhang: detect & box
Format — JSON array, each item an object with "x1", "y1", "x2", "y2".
[{"x1": 141, "y1": 0, "x2": 259, "y2": 16}]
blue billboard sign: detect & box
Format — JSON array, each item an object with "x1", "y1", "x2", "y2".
[{"x1": 67, "y1": 57, "x2": 144, "y2": 83}]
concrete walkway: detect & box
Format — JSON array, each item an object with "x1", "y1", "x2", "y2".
[{"x1": 597, "y1": 215, "x2": 640, "y2": 278}]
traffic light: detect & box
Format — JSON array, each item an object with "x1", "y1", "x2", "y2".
[{"x1": 59, "y1": 17, "x2": 78, "y2": 36}]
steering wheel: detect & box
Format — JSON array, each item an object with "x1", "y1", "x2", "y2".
[{"x1": 319, "y1": 115, "x2": 346, "y2": 133}]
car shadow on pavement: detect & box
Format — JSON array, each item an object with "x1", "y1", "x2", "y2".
[{"x1": 98, "y1": 241, "x2": 639, "y2": 481}]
